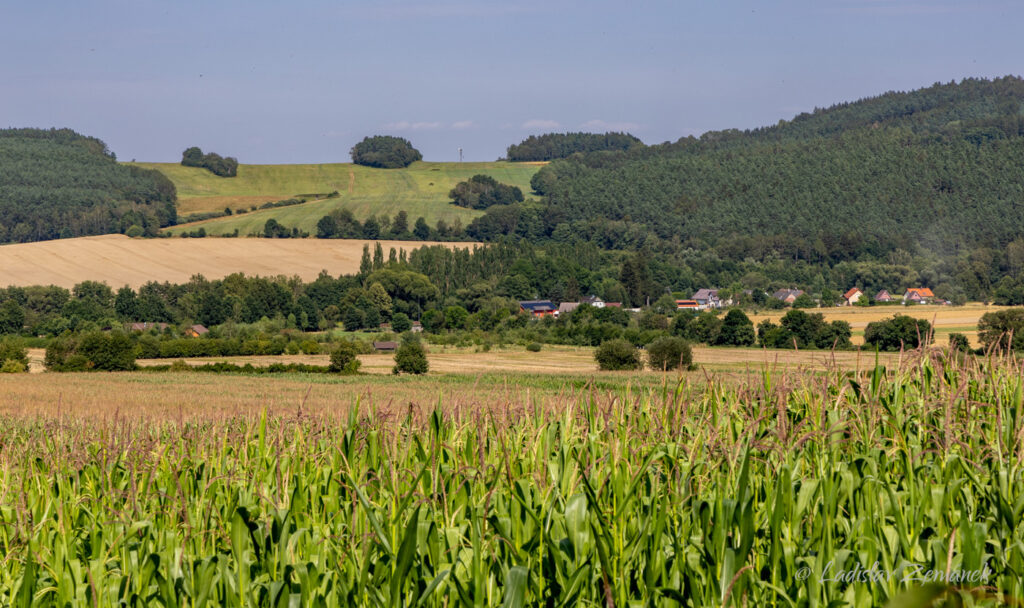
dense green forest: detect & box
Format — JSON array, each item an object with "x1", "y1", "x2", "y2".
[
  {"x1": 506, "y1": 132, "x2": 644, "y2": 161},
  {"x1": 0, "y1": 128, "x2": 176, "y2": 243},
  {"x1": 463, "y1": 77, "x2": 1024, "y2": 302}
]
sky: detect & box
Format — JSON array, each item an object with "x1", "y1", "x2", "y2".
[{"x1": 1, "y1": 0, "x2": 1021, "y2": 163}]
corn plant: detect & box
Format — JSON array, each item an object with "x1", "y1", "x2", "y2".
[{"x1": 0, "y1": 352, "x2": 1021, "y2": 606}]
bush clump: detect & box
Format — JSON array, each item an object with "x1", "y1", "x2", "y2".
[
  {"x1": 44, "y1": 331, "x2": 137, "y2": 371},
  {"x1": 526, "y1": 342, "x2": 542, "y2": 352},
  {"x1": 350, "y1": 136, "x2": 422, "y2": 169},
  {"x1": 393, "y1": 339, "x2": 429, "y2": 375},
  {"x1": 181, "y1": 146, "x2": 238, "y2": 177},
  {"x1": 0, "y1": 338, "x2": 29, "y2": 371},
  {"x1": 864, "y1": 315, "x2": 933, "y2": 351},
  {"x1": 646, "y1": 336, "x2": 693, "y2": 371},
  {"x1": 595, "y1": 338, "x2": 643, "y2": 371},
  {"x1": 329, "y1": 341, "x2": 362, "y2": 374}
]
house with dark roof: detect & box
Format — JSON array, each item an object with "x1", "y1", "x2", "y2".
[
  {"x1": 772, "y1": 289, "x2": 804, "y2": 304},
  {"x1": 372, "y1": 341, "x2": 398, "y2": 352},
  {"x1": 874, "y1": 290, "x2": 893, "y2": 302},
  {"x1": 692, "y1": 288, "x2": 724, "y2": 310},
  {"x1": 842, "y1": 288, "x2": 862, "y2": 306},
  {"x1": 580, "y1": 295, "x2": 605, "y2": 308},
  {"x1": 519, "y1": 300, "x2": 558, "y2": 317}
]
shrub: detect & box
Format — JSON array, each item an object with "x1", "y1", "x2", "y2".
[
  {"x1": 864, "y1": 315, "x2": 933, "y2": 351},
  {"x1": 526, "y1": 342, "x2": 542, "y2": 352},
  {"x1": 0, "y1": 359, "x2": 26, "y2": 373},
  {"x1": 299, "y1": 340, "x2": 321, "y2": 355},
  {"x1": 125, "y1": 224, "x2": 144, "y2": 238},
  {"x1": 595, "y1": 339, "x2": 643, "y2": 371},
  {"x1": 393, "y1": 339, "x2": 429, "y2": 375},
  {"x1": 949, "y1": 333, "x2": 970, "y2": 352},
  {"x1": 0, "y1": 338, "x2": 28, "y2": 369},
  {"x1": 329, "y1": 341, "x2": 361, "y2": 374},
  {"x1": 169, "y1": 359, "x2": 192, "y2": 372},
  {"x1": 350, "y1": 136, "x2": 422, "y2": 169},
  {"x1": 45, "y1": 332, "x2": 136, "y2": 371},
  {"x1": 646, "y1": 336, "x2": 693, "y2": 371}
]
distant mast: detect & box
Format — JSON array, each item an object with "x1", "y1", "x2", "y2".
[{"x1": 458, "y1": 147, "x2": 463, "y2": 162}]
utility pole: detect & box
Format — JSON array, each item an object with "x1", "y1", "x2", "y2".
[{"x1": 458, "y1": 147, "x2": 463, "y2": 162}]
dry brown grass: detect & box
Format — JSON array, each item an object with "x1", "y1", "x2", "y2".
[
  {"x1": 2, "y1": 344, "x2": 917, "y2": 422},
  {"x1": 0, "y1": 235, "x2": 476, "y2": 289},
  {"x1": 127, "y1": 344, "x2": 900, "y2": 375}
]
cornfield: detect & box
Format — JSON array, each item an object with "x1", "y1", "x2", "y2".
[{"x1": 1, "y1": 354, "x2": 1022, "y2": 606}]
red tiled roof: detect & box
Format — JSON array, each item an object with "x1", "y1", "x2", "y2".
[{"x1": 843, "y1": 288, "x2": 861, "y2": 299}]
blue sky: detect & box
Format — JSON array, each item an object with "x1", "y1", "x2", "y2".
[{"x1": 1, "y1": 0, "x2": 1020, "y2": 163}]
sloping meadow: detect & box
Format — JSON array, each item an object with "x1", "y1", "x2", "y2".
[{"x1": 0, "y1": 354, "x2": 1022, "y2": 605}]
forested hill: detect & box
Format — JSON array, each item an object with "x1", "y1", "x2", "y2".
[
  {"x1": 523, "y1": 76, "x2": 1024, "y2": 261},
  {"x1": 0, "y1": 128, "x2": 176, "y2": 244}
]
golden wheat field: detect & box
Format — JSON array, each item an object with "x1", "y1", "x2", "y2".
[
  {"x1": 749, "y1": 303, "x2": 1004, "y2": 347},
  {"x1": 0, "y1": 234, "x2": 476, "y2": 289}
]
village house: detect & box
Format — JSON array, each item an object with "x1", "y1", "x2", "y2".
[
  {"x1": 903, "y1": 287, "x2": 935, "y2": 304},
  {"x1": 372, "y1": 341, "x2": 398, "y2": 352},
  {"x1": 842, "y1": 288, "x2": 862, "y2": 306},
  {"x1": 557, "y1": 302, "x2": 580, "y2": 316},
  {"x1": 128, "y1": 322, "x2": 169, "y2": 332},
  {"x1": 519, "y1": 300, "x2": 558, "y2": 317},
  {"x1": 183, "y1": 324, "x2": 209, "y2": 338},
  {"x1": 676, "y1": 299, "x2": 700, "y2": 311},
  {"x1": 580, "y1": 295, "x2": 606, "y2": 308},
  {"x1": 772, "y1": 289, "x2": 804, "y2": 304},
  {"x1": 691, "y1": 289, "x2": 723, "y2": 310},
  {"x1": 874, "y1": 290, "x2": 893, "y2": 303}
]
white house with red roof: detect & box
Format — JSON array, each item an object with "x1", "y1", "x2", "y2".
[{"x1": 842, "y1": 287, "x2": 862, "y2": 306}]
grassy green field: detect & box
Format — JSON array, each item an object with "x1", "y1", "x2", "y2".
[{"x1": 131, "y1": 161, "x2": 540, "y2": 236}]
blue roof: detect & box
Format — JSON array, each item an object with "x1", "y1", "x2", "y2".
[{"x1": 520, "y1": 300, "x2": 557, "y2": 312}]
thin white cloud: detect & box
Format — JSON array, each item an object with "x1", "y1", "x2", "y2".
[
  {"x1": 522, "y1": 119, "x2": 560, "y2": 130},
  {"x1": 383, "y1": 121, "x2": 442, "y2": 131},
  {"x1": 580, "y1": 119, "x2": 642, "y2": 132},
  {"x1": 451, "y1": 120, "x2": 475, "y2": 129}
]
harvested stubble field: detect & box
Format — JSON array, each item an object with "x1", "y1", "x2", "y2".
[
  {"x1": 750, "y1": 303, "x2": 1004, "y2": 347},
  {"x1": 0, "y1": 235, "x2": 474, "y2": 289},
  {"x1": 25, "y1": 345, "x2": 901, "y2": 377},
  {"x1": 0, "y1": 353, "x2": 1021, "y2": 605}
]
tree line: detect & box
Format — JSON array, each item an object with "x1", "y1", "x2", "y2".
[
  {"x1": 181, "y1": 147, "x2": 239, "y2": 177},
  {"x1": 506, "y1": 132, "x2": 644, "y2": 161}
]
